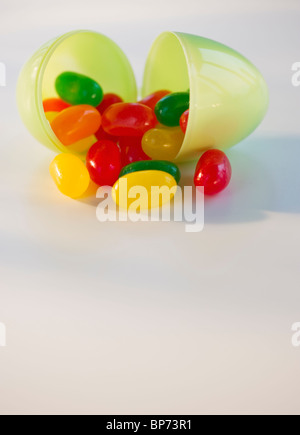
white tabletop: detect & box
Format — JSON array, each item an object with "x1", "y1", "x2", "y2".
[{"x1": 0, "y1": 0, "x2": 300, "y2": 415}]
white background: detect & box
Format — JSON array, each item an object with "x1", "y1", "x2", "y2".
[{"x1": 0, "y1": 0, "x2": 300, "y2": 415}]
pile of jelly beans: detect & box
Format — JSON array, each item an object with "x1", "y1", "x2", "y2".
[{"x1": 46, "y1": 71, "x2": 232, "y2": 205}]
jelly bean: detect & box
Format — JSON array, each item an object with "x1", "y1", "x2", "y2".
[
  {"x1": 95, "y1": 126, "x2": 118, "y2": 142},
  {"x1": 139, "y1": 90, "x2": 171, "y2": 111},
  {"x1": 51, "y1": 105, "x2": 101, "y2": 146},
  {"x1": 118, "y1": 136, "x2": 151, "y2": 167},
  {"x1": 68, "y1": 135, "x2": 98, "y2": 153},
  {"x1": 55, "y1": 72, "x2": 103, "y2": 107},
  {"x1": 142, "y1": 126, "x2": 184, "y2": 161},
  {"x1": 119, "y1": 160, "x2": 181, "y2": 185},
  {"x1": 180, "y1": 109, "x2": 189, "y2": 133},
  {"x1": 49, "y1": 154, "x2": 90, "y2": 199},
  {"x1": 97, "y1": 93, "x2": 123, "y2": 114},
  {"x1": 194, "y1": 149, "x2": 232, "y2": 195},
  {"x1": 45, "y1": 111, "x2": 59, "y2": 123},
  {"x1": 43, "y1": 98, "x2": 70, "y2": 113},
  {"x1": 155, "y1": 92, "x2": 190, "y2": 127},
  {"x1": 86, "y1": 140, "x2": 122, "y2": 186},
  {"x1": 102, "y1": 103, "x2": 156, "y2": 137},
  {"x1": 112, "y1": 170, "x2": 177, "y2": 210}
]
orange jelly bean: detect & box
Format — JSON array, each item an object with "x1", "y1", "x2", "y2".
[
  {"x1": 50, "y1": 105, "x2": 102, "y2": 146},
  {"x1": 43, "y1": 98, "x2": 71, "y2": 113}
]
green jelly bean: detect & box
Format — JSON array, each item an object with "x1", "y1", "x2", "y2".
[
  {"x1": 154, "y1": 92, "x2": 190, "y2": 127},
  {"x1": 119, "y1": 160, "x2": 181, "y2": 184},
  {"x1": 55, "y1": 72, "x2": 103, "y2": 107}
]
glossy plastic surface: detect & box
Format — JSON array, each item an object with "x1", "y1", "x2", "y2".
[
  {"x1": 112, "y1": 170, "x2": 177, "y2": 210},
  {"x1": 17, "y1": 30, "x2": 137, "y2": 156},
  {"x1": 17, "y1": 31, "x2": 268, "y2": 161},
  {"x1": 142, "y1": 31, "x2": 269, "y2": 161}
]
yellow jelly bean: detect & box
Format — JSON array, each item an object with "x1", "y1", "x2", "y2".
[
  {"x1": 142, "y1": 126, "x2": 184, "y2": 161},
  {"x1": 45, "y1": 111, "x2": 59, "y2": 123},
  {"x1": 112, "y1": 170, "x2": 177, "y2": 210},
  {"x1": 49, "y1": 154, "x2": 90, "y2": 199},
  {"x1": 68, "y1": 135, "x2": 98, "y2": 153}
]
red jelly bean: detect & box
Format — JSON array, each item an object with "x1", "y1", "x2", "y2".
[
  {"x1": 180, "y1": 109, "x2": 189, "y2": 133},
  {"x1": 194, "y1": 149, "x2": 232, "y2": 195},
  {"x1": 96, "y1": 93, "x2": 123, "y2": 114},
  {"x1": 102, "y1": 103, "x2": 156, "y2": 137},
  {"x1": 95, "y1": 126, "x2": 118, "y2": 142},
  {"x1": 118, "y1": 136, "x2": 151, "y2": 167},
  {"x1": 43, "y1": 98, "x2": 71, "y2": 113},
  {"x1": 139, "y1": 90, "x2": 171, "y2": 111},
  {"x1": 86, "y1": 140, "x2": 122, "y2": 186}
]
